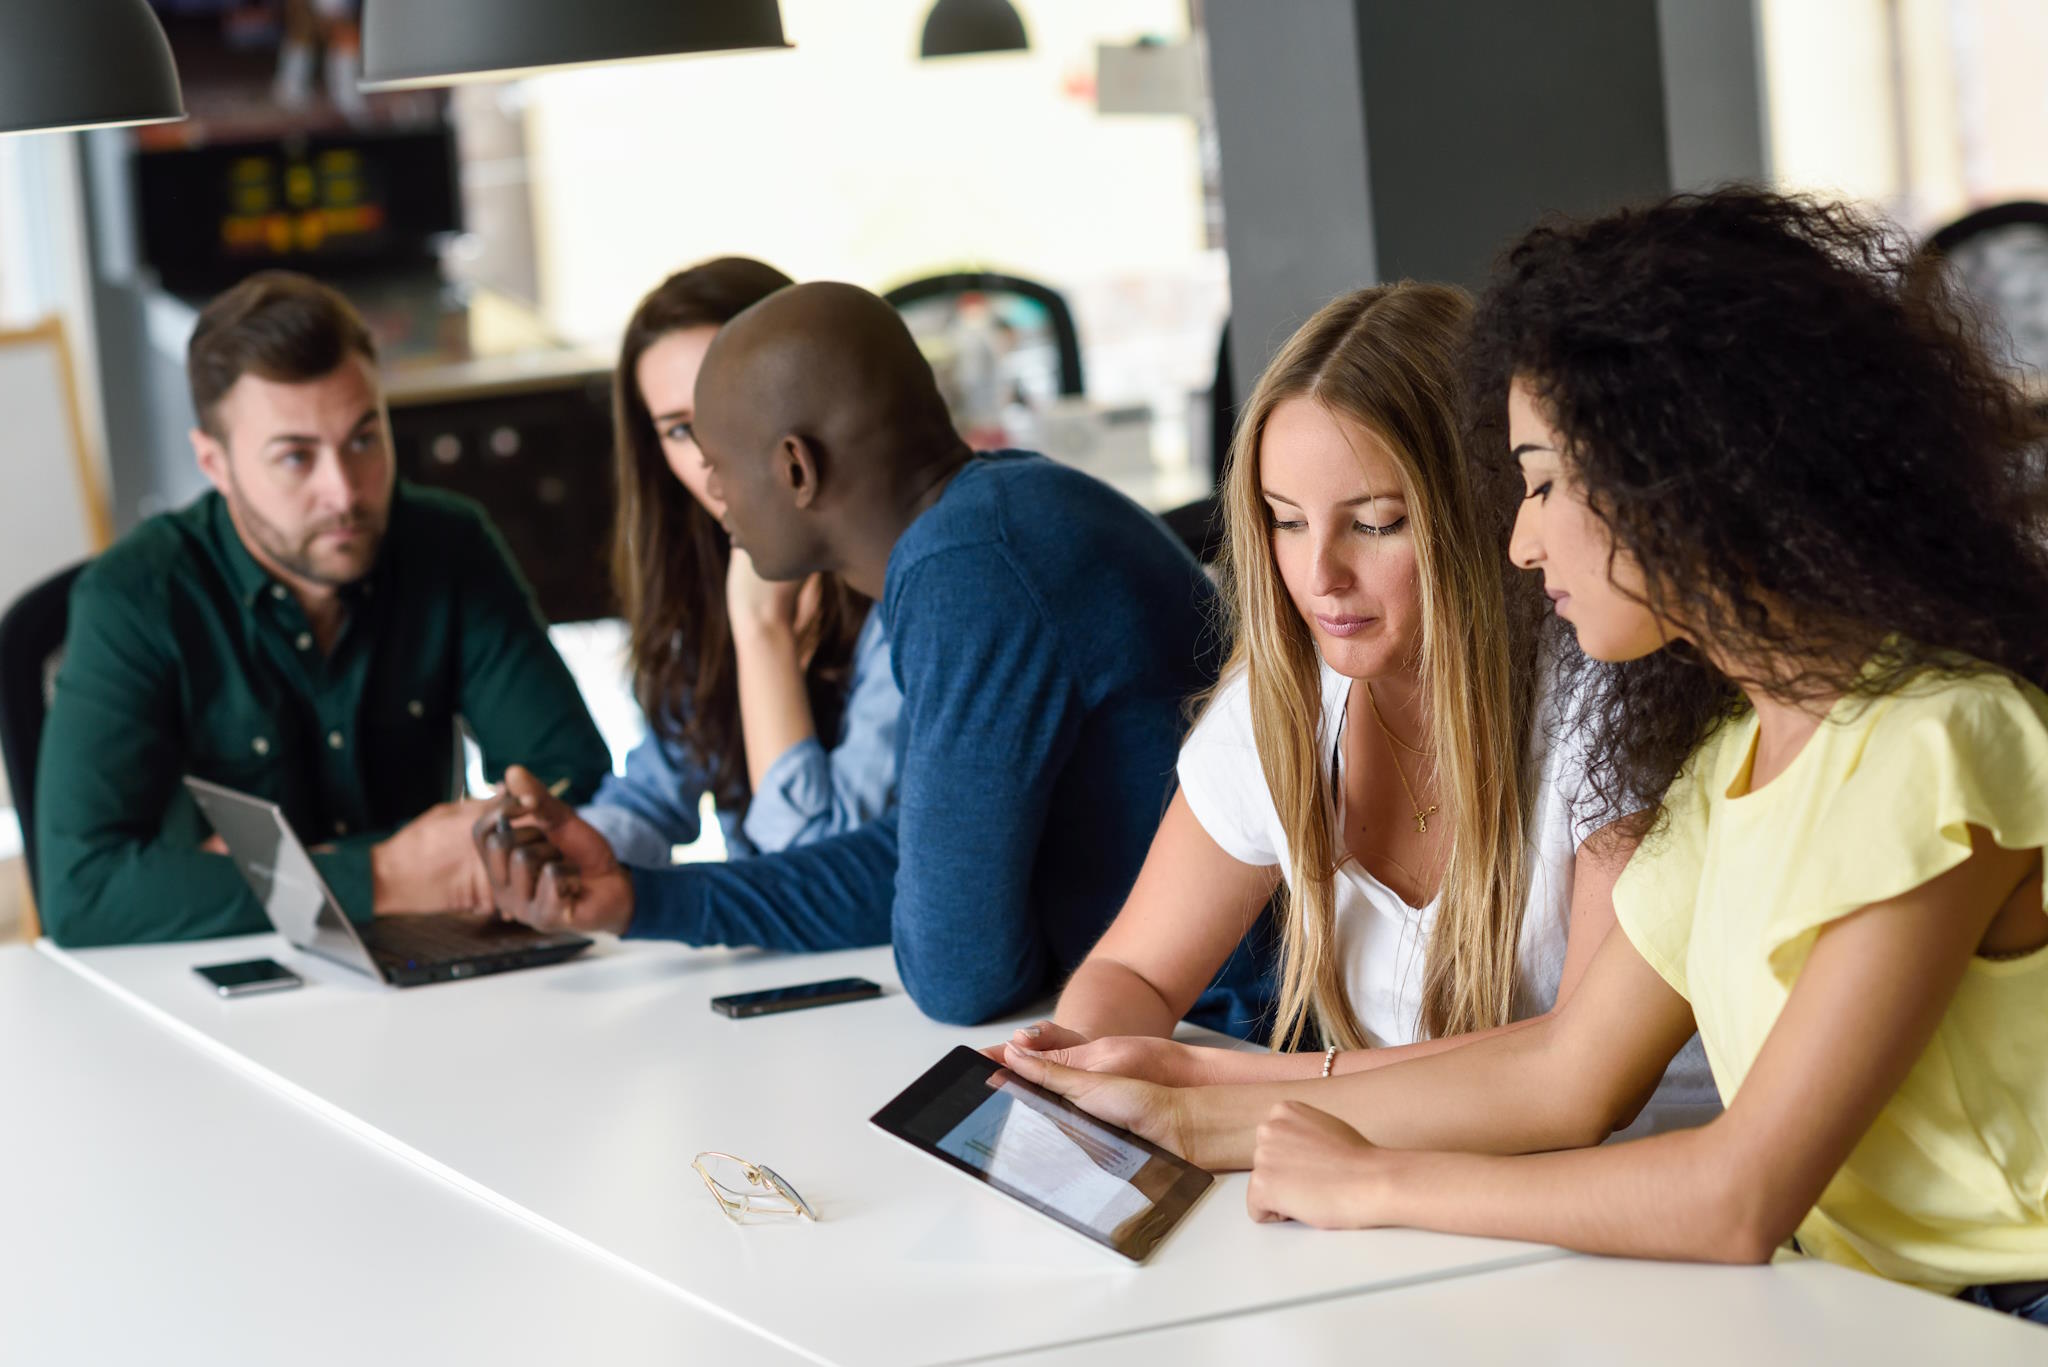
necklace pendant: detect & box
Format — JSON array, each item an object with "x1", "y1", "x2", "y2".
[{"x1": 1414, "y1": 805, "x2": 1438, "y2": 834}]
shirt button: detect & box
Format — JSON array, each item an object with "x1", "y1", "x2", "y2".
[
  {"x1": 407, "y1": 699, "x2": 424, "y2": 719},
  {"x1": 252, "y1": 736, "x2": 270, "y2": 756},
  {"x1": 327, "y1": 730, "x2": 344, "y2": 750},
  {"x1": 295, "y1": 632, "x2": 313, "y2": 651},
  {"x1": 269, "y1": 584, "x2": 287, "y2": 601},
  {"x1": 333, "y1": 820, "x2": 349, "y2": 836}
]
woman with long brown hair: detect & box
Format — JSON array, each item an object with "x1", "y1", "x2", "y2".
[
  {"x1": 1003, "y1": 282, "x2": 1711, "y2": 1129},
  {"x1": 581, "y1": 257, "x2": 900, "y2": 864}
]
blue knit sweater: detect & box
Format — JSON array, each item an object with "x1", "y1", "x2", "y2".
[{"x1": 624, "y1": 452, "x2": 1274, "y2": 1033}]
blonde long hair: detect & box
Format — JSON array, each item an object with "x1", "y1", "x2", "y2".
[{"x1": 1214, "y1": 283, "x2": 1542, "y2": 1051}]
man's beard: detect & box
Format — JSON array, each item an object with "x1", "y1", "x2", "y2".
[{"x1": 227, "y1": 470, "x2": 386, "y2": 589}]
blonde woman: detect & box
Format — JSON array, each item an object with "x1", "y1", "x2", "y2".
[{"x1": 1007, "y1": 284, "x2": 1712, "y2": 1134}]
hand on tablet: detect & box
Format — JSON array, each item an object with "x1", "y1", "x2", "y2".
[
  {"x1": 1005, "y1": 1031, "x2": 1241, "y2": 1088},
  {"x1": 1010, "y1": 1019, "x2": 1090, "y2": 1052},
  {"x1": 982, "y1": 1019, "x2": 1090, "y2": 1064},
  {"x1": 472, "y1": 766, "x2": 634, "y2": 935},
  {"x1": 873, "y1": 1047, "x2": 1215, "y2": 1264},
  {"x1": 1245, "y1": 1101, "x2": 1386, "y2": 1229},
  {"x1": 1000, "y1": 1044, "x2": 1190, "y2": 1159}
]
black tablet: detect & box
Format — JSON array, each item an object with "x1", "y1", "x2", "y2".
[{"x1": 870, "y1": 1045, "x2": 1214, "y2": 1264}]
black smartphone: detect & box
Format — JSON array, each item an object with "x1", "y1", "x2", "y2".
[
  {"x1": 710, "y1": 977, "x2": 882, "y2": 1018},
  {"x1": 194, "y1": 957, "x2": 303, "y2": 998}
]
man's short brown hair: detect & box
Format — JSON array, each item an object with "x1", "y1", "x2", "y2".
[{"x1": 187, "y1": 271, "x2": 379, "y2": 437}]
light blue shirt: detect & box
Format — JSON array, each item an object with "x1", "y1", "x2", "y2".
[{"x1": 581, "y1": 611, "x2": 899, "y2": 865}]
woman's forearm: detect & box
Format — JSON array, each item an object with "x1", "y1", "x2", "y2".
[
  {"x1": 1333, "y1": 1013, "x2": 1549, "y2": 1075},
  {"x1": 1184, "y1": 1019, "x2": 1610, "y2": 1170},
  {"x1": 1196, "y1": 1049, "x2": 1328, "y2": 1084},
  {"x1": 1054, "y1": 959, "x2": 1184, "y2": 1041},
  {"x1": 1363, "y1": 1126, "x2": 1769, "y2": 1263},
  {"x1": 731, "y1": 621, "x2": 817, "y2": 792},
  {"x1": 1162, "y1": 1012, "x2": 1556, "y2": 1092}
]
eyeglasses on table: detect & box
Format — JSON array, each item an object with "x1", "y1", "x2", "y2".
[{"x1": 692, "y1": 1151, "x2": 818, "y2": 1225}]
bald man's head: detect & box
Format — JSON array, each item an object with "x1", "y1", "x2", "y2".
[{"x1": 693, "y1": 281, "x2": 965, "y2": 582}]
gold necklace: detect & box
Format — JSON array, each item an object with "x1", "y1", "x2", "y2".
[
  {"x1": 1365, "y1": 682, "x2": 1438, "y2": 834},
  {"x1": 1374, "y1": 701, "x2": 1430, "y2": 756}
]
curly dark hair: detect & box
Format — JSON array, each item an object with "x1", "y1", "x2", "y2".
[{"x1": 1466, "y1": 187, "x2": 2048, "y2": 834}]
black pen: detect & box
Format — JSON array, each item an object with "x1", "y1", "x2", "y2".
[{"x1": 495, "y1": 776, "x2": 570, "y2": 841}]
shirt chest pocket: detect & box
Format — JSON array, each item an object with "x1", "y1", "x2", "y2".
[
  {"x1": 188, "y1": 690, "x2": 299, "y2": 791},
  {"x1": 181, "y1": 733, "x2": 301, "y2": 848},
  {"x1": 363, "y1": 686, "x2": 461, "y2": 795},
  {"x1": 369, "y1": 690, "x2": 452, "y2": 732}
]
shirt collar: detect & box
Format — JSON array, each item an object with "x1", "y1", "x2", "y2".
[
  {"x1": 209, "y1": 491, "x2": 278, "y2": 610},
  {"x1": 207, "y1": 487, "x2": 393, "y2": 611}
]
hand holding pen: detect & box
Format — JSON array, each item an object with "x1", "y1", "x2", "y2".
[{"x1": 471, "y1": 767, "x2": 635, "y2": 935}]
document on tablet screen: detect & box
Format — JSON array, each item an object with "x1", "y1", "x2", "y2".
[
  {"x1": 935, "y1": 1078, "x2": 1151, "y2": 1236},
  {"x1": 872, "y1": 1046, "x2": 1214, "y2": 1263}
]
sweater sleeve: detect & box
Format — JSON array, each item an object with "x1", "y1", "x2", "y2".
[
  {"x1": 622, "y1": 812, "x2": 899, "y2": 951},
  {"x1": 878, "y1": 547, "x2": 1081, "y2": 1025},
  {"x1": 622, "y1": 545, "x2": 1081, "y2": 1027}
]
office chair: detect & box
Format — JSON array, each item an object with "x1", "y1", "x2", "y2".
[
  {"x1": 884, "y1": 270, "x2": 1085, "y2": 399},
  {"x1": 1156, "y1": 318, "x2": 1233, "y2": 565},
  {"x1": 0, "y1": 560, "x2": 88, "y2": 903},
  {"x1": 1925, "y1": 199, "x2": 2048, "y2": 261},
  {"x1": 1923, "y1": 201, "x2": 2048, "y2": 408}
]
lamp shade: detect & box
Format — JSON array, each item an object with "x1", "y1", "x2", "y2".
[
  {"x1": 920, "y1": 0, "x2": 1029, "y2": 59},
  {"x1": 360, "y1": 0, "x2": 790, "y2": 91},
  {"x1": 925, "y1": 0, "x2": 1032, "y2": 58},
  {"x1": 0, "y1": 0, "x2": 185, "y2": 137}
]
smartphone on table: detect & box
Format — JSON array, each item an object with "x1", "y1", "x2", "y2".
[
  {"x1": 195, "y1": 957, "x2": 303, "y2": 998},
  {"x1": 710, "y1": 977, "x2": 882, "y2": 1018}
]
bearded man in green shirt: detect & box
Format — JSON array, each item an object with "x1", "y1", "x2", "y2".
[{"x1": 34, "y1": 271, "x2": 610, "y2": 946}]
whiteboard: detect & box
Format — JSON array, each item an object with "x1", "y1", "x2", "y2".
[{"x1": 0, "y1": 319, "x2": 107, "y2": 613}]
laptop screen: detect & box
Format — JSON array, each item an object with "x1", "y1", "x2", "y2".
[{"x1": 184, "y1": 777, "x2": 380, "y2": 975}]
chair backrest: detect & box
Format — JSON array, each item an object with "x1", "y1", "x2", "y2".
[
  {"x1": 1209, "y1": 317, "x2": 1235, "y2": 485},
  {"x1": 885, "y1": 272, "x2": 1086, "y2": 447},
  {"x1": 1152, "y1": 318, "x2": 1235, "y2": 566},
  {"x1": 1923, "y1": 201, "x2": 2048, "y2": 392},
  {"x1": 0, "y1": 561, "x2": 88, "y2": 900}
]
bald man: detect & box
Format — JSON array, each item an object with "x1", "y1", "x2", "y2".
[{"x1": 478, "y1": 283, "x2": 1273, "y2": 1032}]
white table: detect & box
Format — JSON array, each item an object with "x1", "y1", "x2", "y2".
[
  {"x1": 978, "y1": 1254, "x2": 2048, "y2": 1366},
  {"x1": 43, "y1": 934, "x2": 1565, "y2": 1366},
  {"x1": 0, "y1": 946, "x2": 808, "y2": 1367},
  {"x1": 23, "y1": 935, "x2": 2046, "y2": 1364}
]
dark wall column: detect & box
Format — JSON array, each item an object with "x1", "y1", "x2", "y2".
[{"x1": 1206, "y1": 0, "x2": 1767, "y2": 386}]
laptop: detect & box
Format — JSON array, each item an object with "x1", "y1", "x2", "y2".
[{"x1": 185, "y1": 776, "x2": 592, "y2": 987}]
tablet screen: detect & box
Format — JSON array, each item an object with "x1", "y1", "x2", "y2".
[{"x1": 871, "y1": 1046, "x2": 1213, "y2": 1263}]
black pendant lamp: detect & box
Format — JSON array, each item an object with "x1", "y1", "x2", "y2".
[
  {"x1": 360, "y1": 0, "x2": 790, "y2": 92},
  {"x1": 920, "y1": 0, "x2": 1030, "y2": 59},
  {"x1": 0, "y1": 0, "x2": 185, "y2": 137}
]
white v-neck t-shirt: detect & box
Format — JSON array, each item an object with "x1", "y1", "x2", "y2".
[{"x1": 1178, "y1": 658, "x2": 1718, "y2": 1129}]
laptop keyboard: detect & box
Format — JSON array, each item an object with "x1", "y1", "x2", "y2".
[{"x1": 363, "y1": 914, "x2": 556, "y2": 968}]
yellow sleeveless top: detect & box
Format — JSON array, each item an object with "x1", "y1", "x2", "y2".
[{"x1": 1614, "y1": 668, "x2": 2048, "y2": 1292}]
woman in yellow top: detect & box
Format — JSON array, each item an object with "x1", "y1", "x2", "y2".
[{"x1": 1003, "y1": 189, "x2": 2048, "y2": 1322}]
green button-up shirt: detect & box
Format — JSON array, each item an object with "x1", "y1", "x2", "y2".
[{"x1": 35, "y1": 482, "x2": 610, "y2": 946}]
